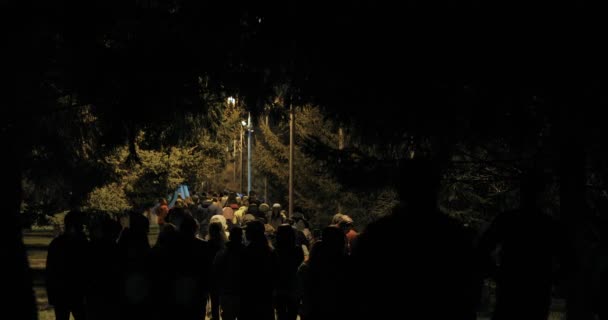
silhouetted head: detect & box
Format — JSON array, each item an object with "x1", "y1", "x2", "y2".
[
  {"x1": 276, "y1": 224, "x2": 296, "y2": 250},
  {"x1": 179, "y1": 215, "x2": 199, "y2": 238},
  {"x1": 207, "y1": 222, "x2": 226, "y2": 243},
  {"x1": 245, "y1": 220, "x2": 266, "y2": 244},
  {"x1": 64, "y1": 210, "x2": 84, "y2": 235},
  {"x1": 89, "y1": 212, "x2": 116, "y2": 241},
  {"x1": 167, "y1": 207, "x2": 188, "y2": 230},
  {"x1": 229, "y1": 226, "x2": 243, "y2": 244},
  {"x1": 308, "y1": 240, "x2": 324, "y2": 264},
  {"x1": 321, "y1": 226, "x2": 346, "y2": 256},
  {"x1": 128, "y1": 211, "x2": 150, "y2": 235},
  {"x1": 395, "y1": 159, "x2": 441, "y2": 212},
  {"x1": 156, "y1": 223, "x2": 179, "y2": 248}
]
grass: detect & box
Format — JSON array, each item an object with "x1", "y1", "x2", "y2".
[
  {"x1": 23, "y1": 235, "x2": 53, "y2": 247},
  {"x1": 28, "y1": 250, "x2": 47, "y2": 270},
  {"x1": 24, "y1": 228, "x2": 160, "y2": 271}
]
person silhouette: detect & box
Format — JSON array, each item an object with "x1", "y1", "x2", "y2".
[
  {"x1": 352, "y1": 159, "x2": 477, "y2": 319},
  {"x1": 46, "y1": 210, "x2": 90, "y2": 320},
  {"x1": 297, "y1": 226, "x2": 350, "y2": 320},
  {"x1": 479, "y1": 169, "x2": 561, "y2": 320},
  {"x1": 240, "y1": 220, "x2": 278, "y2": 320}
]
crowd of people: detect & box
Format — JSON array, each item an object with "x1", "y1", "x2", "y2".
[
  {"x1": 46, "y1": 162, "x2": 598, "y2": 320},
  {"x1": 46, "y1": 190, "x2": 359, "y2": 320}
]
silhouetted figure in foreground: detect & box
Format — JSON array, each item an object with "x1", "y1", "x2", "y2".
[
  {"x1": 595, "y1": 218, "x2": 608, "y2": 320},
  {"x1": 275, "y1": 225, "x2": 304, "y2": 320},
  {"x1": 214, "y1": 226, "x2": 245, "y2": 320},
  {"x1": 479, "y1": 170, "x2": 561, "y2": 320},
  {"x1": 149, "y1": 223, "x2": 180, "y2": 320},
  {"x1": 46, "y1": 210, "x2": 90, "y2": 320},
  {"x1": 176, "y1": 216, "x2": 213, "y2": 320},
  {"x1": 352, "y1": 159, "x2": 477, "y2": 320},
  {"x1": 86, "y1": 212, "x2": 121, "y2": 320},
  {"x1": 298, "y1": 226, "x2": 350, "y2": 320},
  {"x1": 241, "y1": 220, "x2": 278, "y2": 320},
  {"x1": 207, "y1": 222, "x2": 227, "y2": 320},
  {"x1": 117, "y1": 211, "x2": 151, "y2": 320}
]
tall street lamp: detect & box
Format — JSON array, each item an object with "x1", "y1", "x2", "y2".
[
  {"x1": 289, "y1": 104, "x2": 294, "y2": 218},
  {"x1": 242, "y1": 113, "x2": 253, "y2": 195},
  {"x1": 240, "y1": 123, "x2": 244, "y2": 194},
  {"x1": 227, "y1": 97, "x2": 237, "y2": 187}
]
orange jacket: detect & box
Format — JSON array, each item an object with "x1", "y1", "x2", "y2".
[{"x1": 157, "y1": 204, "x2": 169, "y2": 225}]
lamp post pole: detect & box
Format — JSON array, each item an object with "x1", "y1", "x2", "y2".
[
  {"x1": 288, "y1": 103, "x2": 294, "y2": 218},
  {"x1": 240, "y1": 124, "x2": 244, "y2": 194},
  {"x1": 264, "y1": 115, "x2": 269, "y2": 203},
  {"x1": 247, "y1": 112, "x2": 252, "y2": 195}
]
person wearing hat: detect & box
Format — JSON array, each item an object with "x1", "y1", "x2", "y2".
[
  {"x1": 259, "y1": 203, "x2": 271, "y2": 224},
  {"x1": 242, "y1": 213, "x2": 257, "y2": 226},
  {"x1": 247, "y1": 203, "x2": 263, "y2": 222},
  {"x1": 337, "y1": 215, "x2": 358, "y2": 255},
  {"x1": 267, "y1": 203, "x2": 285, "y2": 230}
]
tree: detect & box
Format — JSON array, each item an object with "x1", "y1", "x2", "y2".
[{"x1": 252, "y1": 104, "x2": 400, "y2": 228}]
